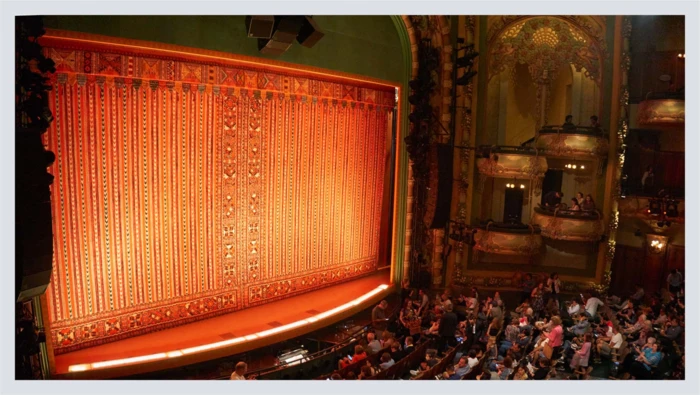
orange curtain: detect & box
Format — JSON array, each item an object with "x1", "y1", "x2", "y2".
[{"x1": 43, "y1": 44, "x2": 393, "y2": 353}]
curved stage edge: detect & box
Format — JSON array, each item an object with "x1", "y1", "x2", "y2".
[{"x1": 55, "y1": 268, "x2": 393, "y2": 380}]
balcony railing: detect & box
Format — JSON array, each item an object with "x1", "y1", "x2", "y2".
[
  {"x1": 473, "y1": 222, "x2": 543, "y2": 257},
  {"x1": 534, "y1": 126, "x2": 609, "y2": 159},
  {"x1": 531, "y1": 206, "x2": 604, "y2": 242},
  {"x1": 476, "y1": 145, "x2": 548, "y2": 180}
]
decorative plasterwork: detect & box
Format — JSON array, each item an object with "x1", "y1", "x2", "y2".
[
  {"x1": 531, "y1": 210, "x2": 604, "y2": 242},
  {"x1": 535, "y1": 130, "x2": 609, "y2": 159},
  {"x1": 638, "y1": 99, "x2": 685, "y2": 126},
  {"x1": 487, "y1": 16, "x2": 606, "y2": 83},
  {"x1": 473, "y1": 228, "x2": 543, "y2": 256},
  {"x1": 476, "y1": 153, "x2": 548, "y2": 180}
]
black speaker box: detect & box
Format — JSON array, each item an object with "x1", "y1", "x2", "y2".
[
  {"x1": 297, "y1": 16, "x2": 324, "y2": 48},
  {"x1": 245, "y1": 15, "x2": 275, "y2": 39}
]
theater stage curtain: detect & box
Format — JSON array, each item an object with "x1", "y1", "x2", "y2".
[{"x1": 42, "y1": 40, "x2": 395, "y2": 353}]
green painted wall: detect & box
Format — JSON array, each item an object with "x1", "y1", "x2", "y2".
[{"x1": 43, "y1": 15, "x2": 403, "y2": 83}]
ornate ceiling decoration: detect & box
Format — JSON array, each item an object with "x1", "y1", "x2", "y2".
[{"x1": 487, "y1": 16, "x2": 606, "y2": 84}]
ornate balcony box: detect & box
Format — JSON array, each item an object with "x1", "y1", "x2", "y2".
[
  {"x1": 476, "y1": 146, "x2": 548, "y2": 180},
  {"x1": 638, "y1": 99, "x2": 684, "y2": 126},
  {"x1": 531, "y1": 206, "x2": 604, "y2": 242},
  {"x1": 618, "y1": 196, "x2": 684, "y2": 223},
  {"x1": 473, "y1": 222, "x2": 543, "y2": 256},
  {"x1": 535, "y1": 126, "x2": 609, "y2": 159}
]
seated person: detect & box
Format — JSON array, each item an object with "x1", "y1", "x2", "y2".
[
  {"x1": 409, "y1": 360, "x2": 430, "y2": 377},
  {"x1": 533, "y1": 358, "x2": 553, "y2": 380},
  {"x1": 425, "y1": 349, "x2": 439, "y2": 368},
  {"x1": 628, "y1": 343, "x2": 663, "y2": 379},
  {"x1": 379, "y1": 352, "x2": 395, "y2": 370},
  {"x1": 567, "y1": 314, "x2": 591, "y2": 337},
  {"x1": 597, "y1": 325, "x2": 623, "y2": 357},
  {"x1": 623, "y1": 315, "x2": 646, "y2": 336},
  {"x1": 366, "y1": 332, "x2": 382, "y2": 354},
  {"x1": 390, "y1": 342, "x2": 405, "y2": 362},
  {"x1": 496, "y1": 357, "x2": 514, "y2": 380},
  {"x1": 453, "y1": 356, "x2": 472, "y2": 377},
  {"x1": 442, "y1": 365, "x2": 461, "y2": 380},
  {"x1": 658, "y1": 317, "x2": 682, "y2": 348},
  {"x1": 357, "y1": 365, "x2": 374, "y2": 380},
  {"x1": 617, "y1": 301, "x2": 636, "y2": 326},
  {"x1": 567, "y1": 299, "x2": 582, "y2": 317},
  {"x1": 466, "y1": 349, "x2": 480, "y2": 368}
]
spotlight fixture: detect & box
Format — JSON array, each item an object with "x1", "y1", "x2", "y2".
[{"x1": 456, "y1": 71, "x2": 478, "y2": 86}]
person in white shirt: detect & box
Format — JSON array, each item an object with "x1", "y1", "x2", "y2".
[
  {"x1": 584, "y1": 295, "x2": 605, "y2": 318},
  {"x1": 567, "y1": 300, "x2": 581, "y2": 316},
  {"x1": 597, "y1": 326, "x2": 622, "y2": 357},
  {"x1": 230, "y1": 361, "x2": 247, "y2": 380},
  {"x1": 466, "y1": 349, "x2": 480, "y2": 368}
]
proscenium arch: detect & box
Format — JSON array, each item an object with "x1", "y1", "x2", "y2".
[{"x1": 390, "y1": 15, "x2": 453, "y2": 286}]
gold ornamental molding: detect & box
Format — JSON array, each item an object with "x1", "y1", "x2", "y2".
[
  {"x1": 618, "y1": 197, "x2": 685, "y2": 223},
  {"x1": 535, "y1": 126, "x2": 609, "y2": 159},
  {"x1": 638, "y1": 99, "x2": 685, "y2": 126},
  {"x1": 476, "y1": 152, "x2": 548, "y2": 180},
  {"x1": 531, "y1": 207, "x2": 604, "y2": 242},
  {"x1": 473, "y1": 224, "x2": 543, "y2": 257}
]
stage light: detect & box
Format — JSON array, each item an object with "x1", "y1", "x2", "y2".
[
  {"x1": 456, "y1": 71, "x2": 478, "y2": 86},
  {"x1": 572, "y1": 165, "x2": 577, "y2": 169},
  {"x1": 520, "y1": 184, "x2": 525, "y2": 189},
  {"x1": 409, "y1": 79, "x2": 422, "y2": 91},
  {"x1": 408, "y1": 94, "x2": 422, "y2": 105},
  {"x1": 67, "y1": 284, "x2": 391, "y2": 373},
  {"x1": 455, "y1": 51, "x2": 479, "y2": 68},
  {"x1": 91, "y1": 353, "x2": 167, "y2": 369},
  {"x1": 580, "y1": 165, "x2": 585, "y2": 170}
]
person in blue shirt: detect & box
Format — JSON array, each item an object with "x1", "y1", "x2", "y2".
[
  {"x1": 567, "y1": 314, "x2": 591, "y2": 337},
  {"x1": 630, "y1": 343, "x2": 662, "y2": 379},
  {"x1": 442, "y1": 365, "x2": 461, "y2": 380},
  {"x1": 454, "y1": 356, "x2": 471, "y2": 377}
]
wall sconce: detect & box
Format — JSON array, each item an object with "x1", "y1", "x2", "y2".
[{"x1": 646, "y1": 234, "x2": 669, "y2": 255}]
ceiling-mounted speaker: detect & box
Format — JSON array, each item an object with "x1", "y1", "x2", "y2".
[
  {"x1": 258, "y1": 16, "x2": 305, "y2": 56},
  {"x1": 245, "y1": 15, "x2": 275, "y2": 39},
  {"x1": 297, "y1": 16, "x2": 324, "y2": 48}
]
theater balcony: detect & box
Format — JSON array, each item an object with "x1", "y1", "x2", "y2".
[
  {"x1": 530, "y1": 206, "x2": 604, "y2": 242},
  {"x1": 473, "y1": 222, "x2": 543, "y2": 260},
  {"x1": 534, "y1": 126, "x2": 609, "y2": 159},
  {"x1": 618, "y1": 196, "x2": 685, "y2": 224},
  {"x1": 476, "y1": 146, "x2": 548, "y2": 180},
  {"x1": 638, "y1": 92, "x2": 685, "y2": 127}
]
